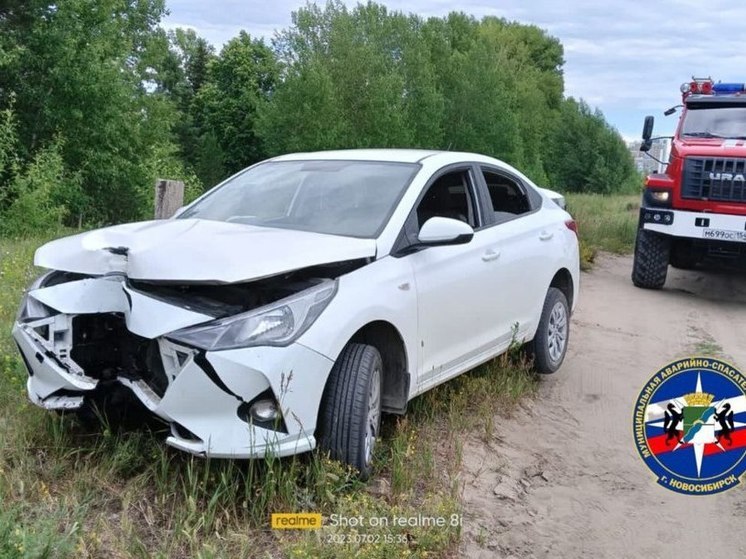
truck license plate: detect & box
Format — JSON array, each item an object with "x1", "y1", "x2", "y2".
[{"x1": 702, "y1": 228, "x2": 746, "y2": 243}]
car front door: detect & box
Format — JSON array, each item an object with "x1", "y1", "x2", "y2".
[{"x1": 397, "y1": 165, "x2": 515, "y2": 392}]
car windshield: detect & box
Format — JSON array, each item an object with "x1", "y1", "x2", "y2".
[
  {"x1": 681, "y1": 106, "x2": 746, "y2": 139},
  {"x1": 179, "y1": 160, "x2": 419, "y2": 238}
]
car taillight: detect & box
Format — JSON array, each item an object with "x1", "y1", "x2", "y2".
[{"x1": 565, "y1": 219, "x2": 578, "y2": 235}]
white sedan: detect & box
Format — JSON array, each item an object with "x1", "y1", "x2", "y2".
[{"x1": 13, "y1": 149, "x2": 579, "y2": 477}]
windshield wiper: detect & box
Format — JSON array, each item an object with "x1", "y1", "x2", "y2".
[{"x1": 682, "y1": 132, "x2": 726, "y2": 138}]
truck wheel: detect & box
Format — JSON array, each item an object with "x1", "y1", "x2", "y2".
[
  {"x1": 318, "y1": 343, "x2": 382, "y2": 479},
  {"x1": 632, "y1": 229, "x2": 670, "y2": 289},
  {"x1": 528, "y1": 287, "x2": 569, "y2": 375}
]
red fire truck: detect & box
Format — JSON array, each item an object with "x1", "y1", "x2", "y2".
[{"x1": 633, "y1": 77, "x2": 746, "y2": 288}]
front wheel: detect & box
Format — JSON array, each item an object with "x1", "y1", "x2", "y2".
[
  {"x1": 318, "y1": 343, "x2": 382, "y2": 479},
  {"x1": 632, "y1": 229, "x2": 670, "y2": 289},
  {"x1": 528, "y1": 287, "x2": 570, "y2": 375}
]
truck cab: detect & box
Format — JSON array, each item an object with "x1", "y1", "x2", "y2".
[{"x1": 633, "y1": 78, "x2": 746, "y2": 288}]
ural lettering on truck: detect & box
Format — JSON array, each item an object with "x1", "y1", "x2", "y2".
[{"x1": 633, "y1": 77, "x2": 746, "y2": 289}]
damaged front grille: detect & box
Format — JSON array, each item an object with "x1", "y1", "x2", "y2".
[{"x1": 70, "y1": 313, "x2": 169, "y2": 396}]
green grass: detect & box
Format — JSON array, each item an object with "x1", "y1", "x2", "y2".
[
  {"x1": 566, "y1": 193, "x2": 640, "y2": 270},
  {"x1": 0, "y1": 232, "x2": 538, "y2": 558}
]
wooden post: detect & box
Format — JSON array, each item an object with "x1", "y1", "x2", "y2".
[{"x1": 154, "y1": 179, "x2": 185, "y2": 219}]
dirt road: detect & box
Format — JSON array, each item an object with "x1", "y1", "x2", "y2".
[{"x1": 461, "y1": 254, "x2": 746, "y2": 559}]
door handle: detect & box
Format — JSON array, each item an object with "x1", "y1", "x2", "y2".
[
  {"x1": 539, "y1": 230, "x2": 554, "y2": 241},
  {"x1": 482, "y1": 249, "x2": 501, "y2": 262}
]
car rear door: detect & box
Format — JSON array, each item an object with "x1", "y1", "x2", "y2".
[{"x1": 474, "y1": 166, "x2": 563, "y2": 343}]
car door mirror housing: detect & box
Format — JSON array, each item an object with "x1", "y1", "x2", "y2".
[{"x1": 417, "y1": 217, "x2": 474, "y2": 246}]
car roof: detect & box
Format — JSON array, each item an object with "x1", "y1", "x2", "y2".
[
  {"x1": 271, "y1": 148, "x2": 490, "y2": 165},
  {"x1": 268, "y1": 149, "x2": 530, "y2": 183}
]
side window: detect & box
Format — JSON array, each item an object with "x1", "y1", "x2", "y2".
[
  {"x1": 482, "y1": 169, "x2": 532, "y2": 221},
  {"x1": 416, "y1": 170, "x2": 477, "y2": 229}
]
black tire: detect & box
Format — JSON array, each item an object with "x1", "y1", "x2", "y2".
[
  {"x1": 631, "y1": 229, "x2": 670, "y2": 289},
  {"x1": 528, "y1": 287, "x2": 570, "y2": 375},
  {"x1": 318, "y1": 343, "x2": 382, "y2": 479}
]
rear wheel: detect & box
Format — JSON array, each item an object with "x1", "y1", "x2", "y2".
[
  {"x1": 318, "y1": 343, "x2": 382, "y2": 479},
  {"x1": 632, "y1": 229, "x2": 670, "y2": 289},
  {"x1": 528, "y1": 287, "x2": 569, "y2": 375}
]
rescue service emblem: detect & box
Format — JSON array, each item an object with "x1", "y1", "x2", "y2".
[{"x1": 633, "y1": 357, "x2": 746, "y2": 495}]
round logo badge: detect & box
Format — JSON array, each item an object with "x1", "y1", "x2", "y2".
[{"x1": 633, "y1": 357, "x2": 746, "y2": 495}]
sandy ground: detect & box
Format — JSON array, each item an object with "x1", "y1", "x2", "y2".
[{"x1": 460, "y1": 254, "x2": 746, "y2": 559}]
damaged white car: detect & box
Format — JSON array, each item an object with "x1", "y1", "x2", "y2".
[{"x1": 13, "y1": 149, "x2": 579, "y2": 477}]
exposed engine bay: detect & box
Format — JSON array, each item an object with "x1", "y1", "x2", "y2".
[{"x1": 127, "y1": 258, "x2": 366, "y2": 318}]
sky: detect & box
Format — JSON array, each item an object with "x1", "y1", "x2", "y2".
[{"x1": 162, "y1": 0, "x2": 746, "y2": 142}]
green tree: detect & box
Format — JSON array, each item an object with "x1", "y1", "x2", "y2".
[
  {"x1": 259, "y1": 2, "x2": 444, "y2": 154},
  {"x1": 196, "y1": 32, "x2": 278, "y2": 173},
  {"x1": 0, "y1": 0, "x2": 640, "y2": 235},
  {"x1": 259, "y1": 3, "x2": 569, "y2": 185},
  {"x1": 149, "y1": 27, "x2": 217, "y2": 174},
  {"x1": 423, "y1": 14, "x2": 522, "y2": 162},
  {"x1": 0, "y1": 103, "x2": 17, "y2": 181},
  {"x1": 195, "y1": 131, "x2": 227, "y2": 189},
  {"x1": 546, "y1": 98, "x2": 637, "y2": 193},
  {"x1": 0, "y1": 0, "x2": 175, "y2": 223}
]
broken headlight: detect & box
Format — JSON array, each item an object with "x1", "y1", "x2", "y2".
[
  {"x1": 16, "y1": 271, "x2": 55, "y2": 322},
  {"x1": 167, "y1": 279, "x2": 338, "y2": 350}
]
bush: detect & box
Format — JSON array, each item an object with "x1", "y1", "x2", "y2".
[
  {"x1": 0, "y1": 105, "x2": 17, "y2": 179},
  {"x1": 0, "y1": 138, "x2": 85, "y2": 237}
]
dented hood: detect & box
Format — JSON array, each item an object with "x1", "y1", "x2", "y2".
[{"x1": 35, "y1": 219, "x2": 377, "y2": 283}]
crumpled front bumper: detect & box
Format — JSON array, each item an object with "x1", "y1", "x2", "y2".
[{"x1": 12, "y1": 276, "x2": 335, "y2": 459}]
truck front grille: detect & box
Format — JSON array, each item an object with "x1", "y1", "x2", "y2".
[{"x1": 682, "y1": 157, "x2": 746, "y2": 203}]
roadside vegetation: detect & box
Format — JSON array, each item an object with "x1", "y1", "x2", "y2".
[
  {"x1": 0, "y1": 1, "x2": 638, "y2": 236},
  {"x1": 0, "y1": 234, "x2": 536, "y2": 558},
  {"x1": 567, "y1": 193, "x2": 641, "y2": 270}
]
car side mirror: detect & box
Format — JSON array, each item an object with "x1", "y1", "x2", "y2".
[{"x1": 417, "y1": 217, "x2": 474, "y2": 246}]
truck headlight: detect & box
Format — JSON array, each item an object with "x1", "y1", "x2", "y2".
[
  {"x1": 167, "y1": 279, "x2": 338, "y2": 351},
  {"x1": 643, "y1": 188, "x2": 672, "y2": 208}
]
